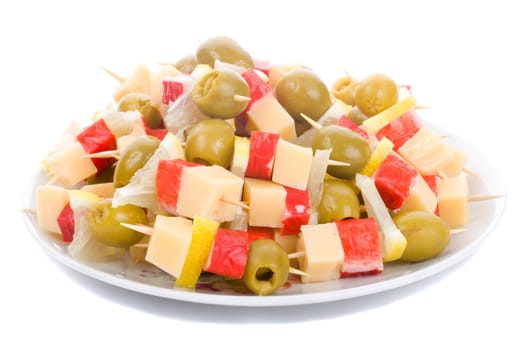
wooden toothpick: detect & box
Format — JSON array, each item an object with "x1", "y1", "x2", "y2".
[
  {"x1": 101, "y1": 66, "x2": 125, "y2": 83},
  {"x1": 120, "y1": 223, "x2": 154, "y2": 235}
]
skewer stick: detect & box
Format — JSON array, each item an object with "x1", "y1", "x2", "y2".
[
  {"x1": 81, "y1": 150, "x2": 120, "y2": 159},
  {"x1": 462, "y1": 167, "x2": 479, "y2": 177},
  {"x1": 101, "y1": 66, "x2": 125, "y2": 83},
  {"x1": 450, "y1": 228, "x2": 467, "y2": 235},
  {"x1": 47, "y1": 174, "x2": 60, "y2": 186},
  {"x1": 468, "y1": 194, "x2": 505, "y2": 202},
  {"x1": 23, "y1": 208, "x2": 37, "y2": 215},
  {"x1": 300, "y1": 113, "x2": 322, "y2": 130},
  {"x1": 132, "y1": 243, "x2": 149, "y2": 248},
  {"x1": 220, "y1": 197, "x2": 250, "y2": 210},
  {"x1": 234, "y1": 94, "x2": 252, "y2": 102},
  {"x1": 120, "y1": 223, "x2": 154, "y2": 235},
  {"x1": 287, "y1": 251, "x2": 305, "y2": 259},
  {"x1": 289, "y1": 267, "x2": 310, "y2": 277},
  {"x1": 414, "y1": 105, "x2": 431, "y2": 110},
  {"x1": 327, "y1": 159, "x2": 351, "y2": 167}
]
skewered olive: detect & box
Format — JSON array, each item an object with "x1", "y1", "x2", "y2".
[
  {"x1": 175, "y1": 54, "x2": 197, "y2": 74},
  {"x1": 318, "y1": 178, "x2": 360, "y2": 223},
  {"x1": 312, "y1": 125, "x2": 370, "y2": 179},
  {"x1": 196, "y1": 36, "x2": 254, "y2": 69},
  {"x1": 117, "y1": 93, "x2": 163, "y2": 129},
  {"x1": 243, "y1": 239, "x2": 289, "y2": 296},
  {"x1": 113, "y1": 135, "x2": 160, "y2": 188},
  {"x1": 88, "y1": 200, "x2": 148, "y2": 248},
  {"x1": 185, "y1": 119, "x2": 235, "y2": 168},
  {"x1": 192, "y1": 69, "x2": 250, "y2": 119},
  {"x1": 331, "y1": 75, "x2": 358, "y2": 106},
  {"x1": 354, "y1": 73, "x2": 398, "y2": 116},
  {"x1": 87, "y1": 164, "x2": 116, "y2": 185},
  {"x1": 275, "y1": 68, "x2": 333, "y2": 135},
  {"x1": 392, "y1": 211, "x2": 450, "y2": 262}
]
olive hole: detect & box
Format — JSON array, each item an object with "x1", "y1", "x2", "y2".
[{"x1": 255, "y1": 267, "x2": 274, "y2": 282}]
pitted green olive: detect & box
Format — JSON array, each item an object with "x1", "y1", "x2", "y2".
[
  {"x1": 312, "y1": 125, "x2": 371, "y2": 179},
  {"x1": 192, "y1": 69, "x2": 250, "y2": 119},
  {"x1": 318, "y1": 179, "x2": 360, "y2": 223},
  {"x1": 175, "y1": 54, "x2": 197, "y2": 74},
  {"x1": 113, "y1": 135, "x2": 160, "y2": 188},
  {"x1": 196, "y1": 36, "x2": 254, "y2": 69},
  {"x1": 88, "y1": 200, "x2": 148, "y2": 248},
  {"x1": 392, "y1": 211, "x2": 451, "y2": 262},
  {"x1": 354, "y1": 73, "x2": 398, "y2": 116},
  {"x1": 117, "y1": 93, "x2": 163, "y2": 129},
  {"x1": 243, "y1": 239, "x2": 289, "y2": 296},
  {"x1": 185, "y1": 118, "x2": 235, "y2": 168},
  {"x1": 275, "y1": 68, "x2": 333, "y2": 135}
]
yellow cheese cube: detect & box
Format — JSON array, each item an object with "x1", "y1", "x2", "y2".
[
  {"x1": 145, "y1": 216, "x2": 193, "y2": 278},
  {"x1": 47, "y1": 142, "x2": 98, "y2": 188},
  {"x1": 437, "y1": 175, "x2": 469, "y2": 228},
  {"x1": 297, "y1": 223, "x2": 344, "y2": 283},
  {"x1": 243, "y1": 178, "x2": 286, "y2": 228},
  {"x1": 177, "y1": 165, "x2": 244, "y2": 222},
  {"x1": 274, "y1": 229, "x2": 299, "y2": 254},
  {"x1": 272, "y1": 139, "x2": 313, "y2": 190},
  {"x1": 113, "y1": 64, "x2": 152, "y2": 102},
  {"x1": 398, "y1": 126, "x2": 454, "y2": 176},
  {"x1": 246, "y1": 92, "x2": 297, "y2": 141},
  {"x1": 398, "y1": 175, "x2": 438, "y2": 214},
  {"x1": 36, "y1": 185, "x2": 70, "y2": 234}
]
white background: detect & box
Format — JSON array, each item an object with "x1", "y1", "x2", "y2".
[{"x1": 1, "y1": 1, "x2": 530, "y2": 349}]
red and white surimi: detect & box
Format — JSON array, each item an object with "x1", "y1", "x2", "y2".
[
  {"x1": 245, "y1": 131, "x2": 280, "y2": 180},
  {"x1": 204, "y1": 228, "x2": 249, "y2": 279},
  {"x1": 374, "y1": 151, "x2": 418, "y2": 210}
]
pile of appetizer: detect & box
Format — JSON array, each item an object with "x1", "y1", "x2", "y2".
[{"x1": 33, "y1": 36, "x2": 476, "y2": 296}]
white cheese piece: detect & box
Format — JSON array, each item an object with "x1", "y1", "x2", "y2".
[
  {"x1": 243, "y1": 178, "x2": 286, "y2": 228},
  {"x1": 36, "y1": 185, "x2": 70, "y2": 234},
  {"x1": 145, "y1": 216, "x2": 193, "y2": 278},
  {"x1": 398, "y1": 174, "x2": 438, "y2": 214},
  {"x1": 297, "y1": 223, "x2": 344, "y2": 283},
  {"x1": 177, "y1": 165, "x2": 244, "y2": 222},
  {"x1": 398, "y1": 126, "x2": 454, "y2": 175},
  {"x1": 80, "y1": 182, "x2": 115, "y2": 198},
  {"x1": 246, "y1": 92, "x2": 297, "y2": 141},
  {"x1": 437, "y1": 175, "x2": 469, "y2": 228},
  {"x1": 271, "y1": 138, "x2": 313, "y2": 190},
  {"x1": 47, "y1": 142, "x2": 98, "y2": 188}
]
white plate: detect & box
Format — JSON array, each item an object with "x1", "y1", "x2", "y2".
[{"x1": 21, "y1": 121, "x2": 506, "y2": 307}]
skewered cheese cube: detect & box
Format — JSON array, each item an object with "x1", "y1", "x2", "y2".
[
  {"x1": 145, "y1": 216, "x2": 193, "y2": 278},
  {"x1": 246, "y1": 92, "x2": 297, "y2": 141},
  {"x1": 398, "y1": 126, "x2": 454, "y2": 175},
  {"x1": 47, "y1": 142, "x2": 98, "y2": 188},
  {"x1": 36, "y1": 185, "x2": 70, "y2": 234},
  {"x1": 243, "y1": 178, "x2": 286, "y2": 228},
  {"x1": 274, "y1": 229, "x2": 299, "y2": 254},
  {"x1": 272, "y1": 139, "x2": 313, "y2": 190},
  {"x1": 113, "y1": 64, "x2": 152, "y2": 102},
  {"x1": 437, "y1": 175, "x2": 469, "y2": 228},
  {"x1": 177, "y1": 165, "x2": 244, "y2": 222},
  {"x1": 297, "y1": 223, "x2": 345, "y2": 283},
  {"x1": 398, "y1": 174, "x2": 438, "y2": 214},
  {"x1": 442, "y1": 147, "x2": 468, "y2": 177}
]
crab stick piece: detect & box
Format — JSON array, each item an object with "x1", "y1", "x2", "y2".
[
  {"x1": 156, "y1": 159, "x2": 200, "y2": 215},
  {"x1": 245, "y1": 131, "x2": 280, "y2": 179},
  {"x1": 76, "y1": 118, "x2": 117, "y2": 172},
  {"x1": 176, "y1": 216, "x2": 219, "y2": 288},
  {"x1": 204, "y1": 228, "x2": 249, "y2": 279},
  {"x1": 150, "y1": 64, "x2": 181, "y2": 107},
  {"x1": 437, "y1": 175, "x2": 469, "y2": 228},
  {"x1": 281, "y1": 186, "x2": 310, "y2": 235},
  {"x1": 375, "y1": 110, "x2": 421, "y2": 150},
  {"x1": 335, "y1": 218, "x2": 383, "y2": 277}
]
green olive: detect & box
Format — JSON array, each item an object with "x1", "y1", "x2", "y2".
[
  {"x1": 312, "y1": 125, "x2": 371, "y2": 179},
  {"x1": 354, "y1": 73, "x2": 398, "y2": 116},
  {"x1": 318, "y1": 179, "x2": 360, "y2": 223},
  {"x1": 185, "y1": 119, "x2": 235, "y2": 168},
  {"x1": 346, "y1": 106, "x2": 368, "y2": 125},
  {"x1": 192, "y1": 69, "x2": 250, "y2": 119},
  {"x1": 175, "y1": 54, "x2": 197, "y2": 74},
  {"x1": 196, "y1": 36, "x2": 254, "y2": 69},
  {"x1": 88, "y1": 200, "x2": 148, "y2": 248},
  {"x1": 392, "y1": 211, "x2": 451, "y2": 262},
  {"x1": 275, "y1": 68, "x2": 333, "y2": 135},
  {"x1": 117, "y1": 93, "x2": 163, "y2": 129},
  {"x1": 114, "y1": 135, "x2": 160, "y2": 188},
  {"x1": 243, "y1": 239, "x2": 289, "y2": 296},
  {"x1": 331, "y1": 75, "x2": 358, "y2": 106},
  {"x1": 87, "y1": 164, "x2": 116, "y2": 185}
]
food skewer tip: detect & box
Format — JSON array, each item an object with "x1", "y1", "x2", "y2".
[
  {"x1": 120, "y1": 223, "x2": 153, "y2": 235},
  {"x1": 289, "y1": 267, "x2": 310, "y2": 277},
  {"x1": 299, "y1": 113, "x2": 322, "y2": 130},
  {"x1": 101, "y1": 66, "x2": 125, "y2": 83}
]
